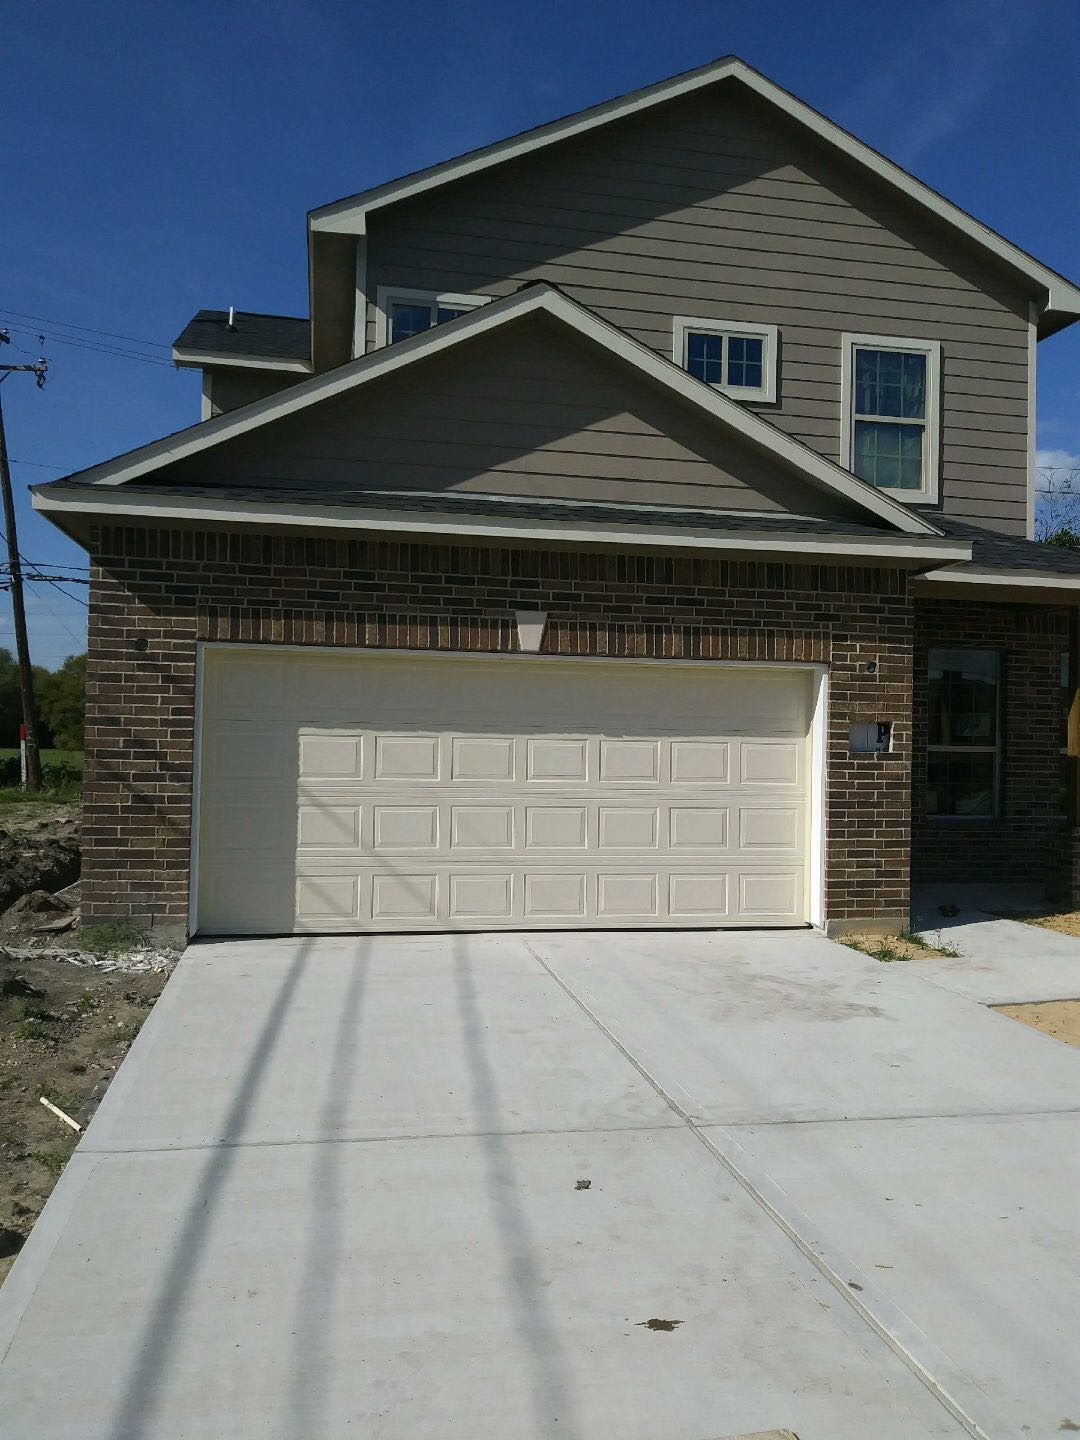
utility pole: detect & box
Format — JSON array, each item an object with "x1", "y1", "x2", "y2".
[{"x1": 0, "y1": 337, "x2": 48, "y2": 792}]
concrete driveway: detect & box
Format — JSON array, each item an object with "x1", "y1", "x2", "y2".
[{"x1": 0, "y1": 930, "x2": 1078, "y2": 1440}]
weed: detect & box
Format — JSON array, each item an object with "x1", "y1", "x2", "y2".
[
  {"x1": 871, "y1": 943, "x2": 909, "y2": 963},
  {"x1": 18, "y1": 1001, "x2": 58, "y2": 1023},
  {"x1": 75, "y1": 994, "x2": 95, "y2": 1015},
  {"x1": 898, "y1": 928, "x2": 932, "y2": 950},
  {"x1": 14, "y1": 1019, "x2": 51, "y2": 1042},
  {"x1": 80, "y1": 921, "x2": 150, "y2": 956},
  {"x1": 31, "y1": 1150, "x2": 66, "y2": 1176}
]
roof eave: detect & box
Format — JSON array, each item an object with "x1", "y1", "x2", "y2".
[
  {"x1": 911, "y1": 563, "x2": 1080, "y2": 603},
  {"x1": 31, "y1": 485, "x2": 972, "y2": 566},
  {"x1": 172, "y1": 348, "x2": 312, "y2": 374}
]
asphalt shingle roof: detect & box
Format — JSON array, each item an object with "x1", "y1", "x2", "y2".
[
  {"x1": 42, "y1": 480, "x2": 904, "y2": 538},
  {"x1": 172, "y1": 310, "x2": 310, "y2": 366},
  {"x1": 933, "y1": 515, "x2": 1080, "y2": 574}
]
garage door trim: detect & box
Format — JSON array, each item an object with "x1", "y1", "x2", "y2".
[{"x1": 189, "y1": 643, "x2": 828, "y2": 935}]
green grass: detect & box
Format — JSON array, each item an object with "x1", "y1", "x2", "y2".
[
  {"x1": 0, "y1": 749, "x2": 83, "y2": 804},
  {"x1": 13, "y1": 1019, "x2": 51, "y2": 1042},
  {"x1": 80, "y1": 920, "x2": 151, "y2": 956},
  {"x1": 0, "y1": 748, "x2": 84, "y2": 769},
  {"x1": 31, "y1": 1150, "x2": 66, "y2": 1175}
]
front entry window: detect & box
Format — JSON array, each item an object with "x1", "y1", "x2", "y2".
[{"x1": 926, "y1": 648, "x2": 1001, "y2": 817}]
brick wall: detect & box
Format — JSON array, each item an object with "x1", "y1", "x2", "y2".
[
  {"x1": 911, "y1": 597, "x2": 1069, "y2": 888},
  {"x1": 84, "y1": 524, "x2": 916, "y2": 937}
]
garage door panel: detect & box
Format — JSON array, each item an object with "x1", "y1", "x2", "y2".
[
  {"x1": 739, "y1": 871, "x2": 802, "y2": 920},
  {"x1": 299, "y1": 735, "x2": 362, "y2": 778},
  {"x1": 597, "y1": 873, "x2": 659, "y2": 918},
  {"x1": 670, "y1": 740, "x2": 730, "y2": 783},
  {"x1": 197, "y1": 651, "x2": 813, "y2": 934},
  {"x1": 669, "y1": 806, "x2": 729, "y2": 850},
  {"x1": 599, "y1": 739, "x2": 660, "y2": 782},
  {"x1": 372, "y1": 805, "x2": 440, "y2": 851},
  {"x1": 451, "y1": 736, "x2": 516, "y2": 781},
  {"x1": 450, "y1": 805, "x2": 515, "y2": 850},
  {"x1": 449, "y1": 873, "x2": 514, "y2": 920},
  {"x1": 740, "y1": 739, "x2": 801, "y2": 785},
  {"x1": 297, "y1": 805, "x2": 361, "y2": 849}
]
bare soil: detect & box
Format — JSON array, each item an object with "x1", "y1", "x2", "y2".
[
  {"x1": 993, "y1": 999, "x2": 1080, "y2": 1049},
  {"x1": 0, "y1": 947, "x2": 170, "y2": 1285},
  {"x1": 1010, "y1": 910, "x2": 1080, "y2": 939},
  {"x1": 835, "y1": 930, "x2": 955, "y2": 962}
]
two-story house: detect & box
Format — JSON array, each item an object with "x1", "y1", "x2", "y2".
[{"x1": 33, "y1": 56, "x2": 1080, "y2": 941}]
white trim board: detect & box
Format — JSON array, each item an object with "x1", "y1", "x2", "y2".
[
  {"x1": 31, "y1": 484, "x2": 972, "y2": 563},
  {"x1": 308, "y1": 56, "x2": 1080, "y2": 326},
  {"x1": 672, "y1": 316, "x2": 779, "y2": 404},
  {"x1": 172, "y1": 350, "x2": 312, "y2": 374},
  {"x1": 36, "y1": 285, "x2": 939, "y2": 537},
  {"x1": 839, "y1": 334, "x2": 942, "y2": 505},
  {"x1": 914, "y1": 564, "x2": 1080, "y2": 590}
]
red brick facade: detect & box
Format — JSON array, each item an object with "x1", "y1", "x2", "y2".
[{"x1": 82, "y1": 522, "x2": 1065, "y2": 939}]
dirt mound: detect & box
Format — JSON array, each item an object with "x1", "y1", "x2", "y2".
[{"x1": 0, "y1": 812, "x2": 80, "y2": 915}]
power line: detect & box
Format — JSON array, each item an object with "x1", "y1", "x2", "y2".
[
  {"x1": 0, "y1": 306, "x2": 170, "y2": 352},
  {"x1": 1, "y1": 321, "x2": 174, "y2": 369}
]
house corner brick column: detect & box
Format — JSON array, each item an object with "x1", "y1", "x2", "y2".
[
  {"x1": 83, "y1": 524, "x2": 915, "y2": 937},
  {"x1": 1048, "y1": 827, "x2": 1080, "y2": 908}
]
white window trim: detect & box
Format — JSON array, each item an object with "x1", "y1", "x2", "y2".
[
  {"x1": 672, "y1": 316, "x2": 778, "y2": 403},
  {"x1": 374, "y1": 286, "x2": 491, "y2": 349},
  {"x1": 841, "y1": 333, "x2": 942, "y2": 504}
]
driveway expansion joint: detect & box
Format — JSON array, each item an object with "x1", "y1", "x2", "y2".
[
  {"x1": 523, "y1": 940, "x2": 1019, "y2": 1440},
  {"x1": 77, "y1": 1119, "x2": 686, "y2": 1157}
]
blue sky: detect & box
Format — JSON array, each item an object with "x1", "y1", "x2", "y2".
[{"x1": 2, "y1": 0, "x2": 1078, "y2": 666}]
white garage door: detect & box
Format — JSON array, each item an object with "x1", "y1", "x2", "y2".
[{"x1": 195, "y1": 648, "x2": 815, "y2": 935}]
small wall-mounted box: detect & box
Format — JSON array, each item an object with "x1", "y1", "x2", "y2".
[{"x1": 850, "y1": 720, "x2": 892, "y2": 754}]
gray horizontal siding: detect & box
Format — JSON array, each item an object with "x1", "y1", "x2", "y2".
[
  {"x1": 167, "y1": 317, "x2": 868, "y2": 523},
  {"x1": 208, "y1": 368, "x2": 298, "y2": 416},
  {"x1": 365, "y1": 86, "x2": 1033, "y2": 534}
]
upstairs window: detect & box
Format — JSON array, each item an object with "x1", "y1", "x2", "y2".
[
  {"x1": 375, "y1": 288, "x2": 490, "y2": 347},
  {"x1": 673, "y1": 318, "x2": 778, "y2": 402},
  {"x1": 842, "y1": 335, "x2": 940, "y2": 501},
  {"x1": 926, "y1": 648, "x2": 1001, "y2": 818}
]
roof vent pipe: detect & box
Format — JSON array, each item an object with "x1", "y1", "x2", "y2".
[{"x1": 226, "y1": 306, "x2": 236, "y2": 330}]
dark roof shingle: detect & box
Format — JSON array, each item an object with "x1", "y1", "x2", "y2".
[
  {"x1": 933, "y1": 515, "x2": 1080, "y2": 574},
  {"x1": 172, "y1": 310, "x2": 310, "y2": 366}
]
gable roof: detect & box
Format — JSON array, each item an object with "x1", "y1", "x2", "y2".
[
  {"x1": 33, "y1": 284, "x2": 938, "y2": 537},
  {"x1": 172, "y1": 310, "x2": 311, "y2": 372},
  {"x1": 309, "y1": 56, "x2": 1080, "y2": 334}
]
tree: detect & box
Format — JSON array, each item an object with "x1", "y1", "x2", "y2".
[
  {"x1": 1036, "y1": 462, "x2": 1080, "y2": 542},
  {"x1": 36, "y1": 653, "x2": 86, "y2": 751},
  {"x1": 0, "y1": 647, "x2": 21, "y2": 747}
]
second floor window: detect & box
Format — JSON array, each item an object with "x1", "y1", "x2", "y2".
[
  {"x1": 376, "y1": 288, "x2": 490, "y2": 347},
  {"x1": 842, "y1": 335, "x2": 941, "y2": 501},
  {"x1": 672, "y1": 318, "x2": 778, "y2": 402}
]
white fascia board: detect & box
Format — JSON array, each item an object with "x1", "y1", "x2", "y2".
[
  {"x1": 915, "y1": 563, "x2": 1080, "y2": 590},
  {"x1": 47, "y1": 286, "x2": 936, "y2": 535},
  {"x1": 31, "y1": 485, "x2": 972, "y2": 564},
  {"x1": 308, "y1": 59, "x2": 1080, "y2": 320},
  {"x1": 172, "y1": 349, "x2": 312, "y2": 374}
]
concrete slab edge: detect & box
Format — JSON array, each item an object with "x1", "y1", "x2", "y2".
[
  {"x1": 524, "y1": 941, "x2": 1025, "y2": 1440},
  {"x1": 0, "y1": 953, "x2": 200, "y2": 1366}
]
